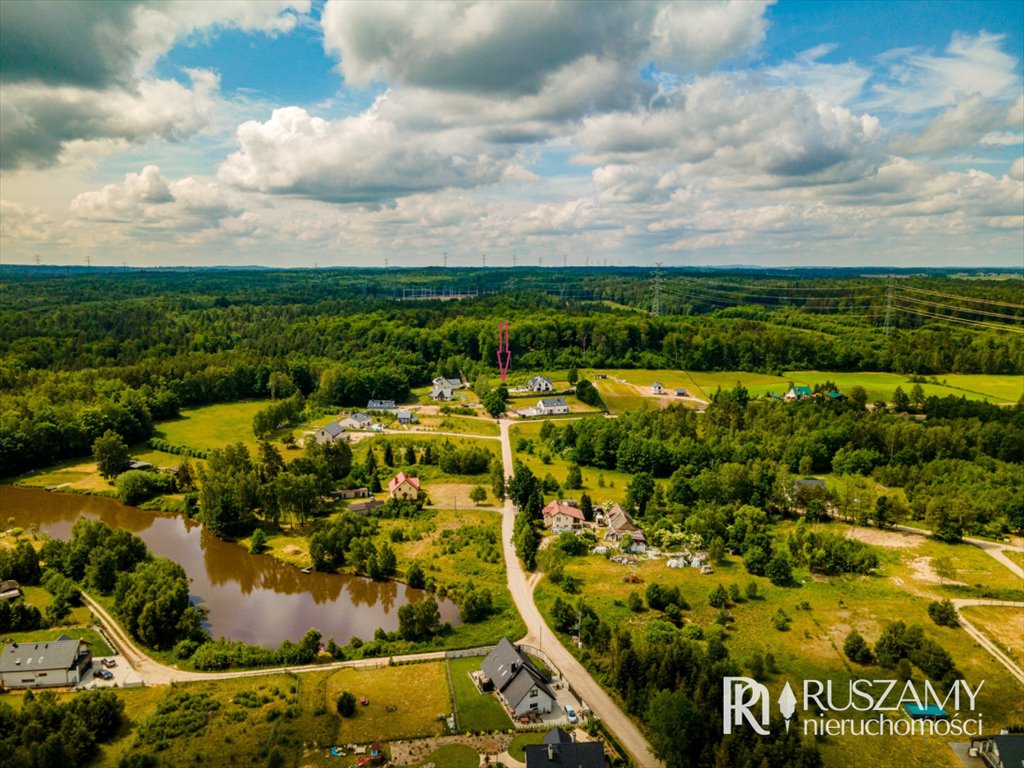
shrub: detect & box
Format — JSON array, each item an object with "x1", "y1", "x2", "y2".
[
  {"x1": 843, "y1": 629, "x2": 874, "y2": 664},
  {"x1": 336, "y1": 691, "x2": 357, "y2": 717},
  {"x1": 927, "y1": 599, "x2": 959, "y2": 627}
]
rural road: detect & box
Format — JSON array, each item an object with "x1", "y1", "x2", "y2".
[
  {"x1": 497, "y1": 418, "x2": 664, "y2": 768},
  {"x1": 950, "y1": 599, "x2": 1024, "y2": 686}
]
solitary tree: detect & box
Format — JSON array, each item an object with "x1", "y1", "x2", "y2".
[
  {"x1": 469, "y1": 486, "x2": 487, "y2": 505},
  {"x1": 336, "y1": 691, "x2": 356, "y2": 717},
  {"x1": 93, "y1": 430, "x2": 130, "y2": 479}
]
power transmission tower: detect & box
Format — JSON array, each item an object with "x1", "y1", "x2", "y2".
[
  {"x1": 512, "y1": 253, "x2": 517, "y2": 268},
  {"x1": 85, "y1": 254, "x2": 91, "y2": 268},
  {"x1": 883, "y1": 280, "x2": 893, "y2": 336},
  {"x1": 652, "y1": 262, "x2": 663, "y2": 316},
  {"x1": 482, "y1": 253, "x2": 486, "y2": 269},
  {"x1": 443, "y1": 252, "x2": 448, "y2": 269},
  {"x1": 563, "y1": 254, "x2": 568, "y2": 269}
]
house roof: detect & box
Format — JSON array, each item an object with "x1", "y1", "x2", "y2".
[
  {"x1": 388, "y1": 472, "x2": 420, "y2": 492},
  {"x1": 543, "y1": 500, "x2": 585, "y2": 521},
  {"x1": 367, "y1": 400, "x2": 396, "y2": 409},
  {"x1": 529, "y1": 376, "x2": 553, "y2": 386},
  {"x1": 539, "y1": 397, "x2": 567, "y2": 408},
  {"x1": 524, "y1": 741, "x2": 605, "y2": 768},
  {"x1": 986, "y1": 734, "x2": 1024, "y2": 768},
  {"x1": 544, "y1": 727, "x2": 574, "y2": 744},
  {"x1": 1, "y1": 635, "x2": 87, "y2": 674},
  {"x1": 674, "y1": 388, "x2": 688, "y2": 395},
  {"x1": 794, "y1": 477, "x2": 826, "y2": 489},
  {"x1": 789, "y1": 385, "x2": 813, "y2": 396},
  {"x1": 319, "y1": 422, "x2": 344, "y2": 437},
  {"x1": 0, "y1": 580, "x2": 19, "y2": 592},
  {"x1": 481, "y1": 638, "x2": 555, "y2": 708},
  {"x1": 397, "y1": 410, "x2": 413, "y2": 419},
  {"x1": 605, "y1": 503, "x2": 639, "y2": 533}
]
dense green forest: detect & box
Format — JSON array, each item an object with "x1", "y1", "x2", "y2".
[{"x1": 1, "y1": 268, "x2": 1021, "y2": 475}]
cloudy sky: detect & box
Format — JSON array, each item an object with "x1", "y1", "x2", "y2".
[{"x1": 1, "y1": 0, "x2": 1022, "y2": 268}]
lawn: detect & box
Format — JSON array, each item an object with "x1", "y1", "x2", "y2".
[
  {"x1": 1002, "y1": 548, "x2": 1024, "y2": 570},
  {"x1": 415, "y1": 414, "x2": 501, "y2": 437},
  {"x1": 937, "y1": 374, "x2": 1023, "y2": 403},
  {"x1": 406, "y1": 744, "x2": 480, "y2": 768},
  {"x1": 959, "y1": 605, "x2": 1024, "y2": 665},
  {"x1": 782, "y1": 371, "x2": 1018, "y2": 404},
  {"x1": 153, "y1": 400, "x2": 275, "y2": 452},
  {"x1": 448, "y1": 656, "x2": 512, "y2": 732},
  {"x1": 534, "y1": 521, "x2": 1024, "y2": 768},
  {"x1": 326, "y1": 662, "x2": 449, "y2": 742},
  {"x1": 508, "y1": 732, "x2": 545, "y2": 760}
]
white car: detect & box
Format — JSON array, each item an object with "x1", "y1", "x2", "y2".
[{"x1": 565, "y1": 705, "x2": 578, "y2": 723}]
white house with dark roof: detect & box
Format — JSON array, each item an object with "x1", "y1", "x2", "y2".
[
  {"x1": 313, "y1": 422, "x2": 346, "y2": 444},
  {"x1": 528, "y1": 376, "x2": 554, "y2": 393},
  {"x1": 480, "y1": 638, "x2": 555, "y2": 718},
  {"x1": 1, "y1": 635, "x2": 92, "y2": 689},
  {"x1": 651, "y1": 381, "x2": 665, "y2": 394},
  {"x1": 537, "y1": 397, "x2": 569, "y2": 415},
  {"x1": 338, "y1": 412, "x2": 372, "y2": 430},
  {"x1": 431, "y1": 376, "x2": 463, "y2": 400},
  {"x1": 367, "y1": 399, "x2": 397, "y2": 410}
]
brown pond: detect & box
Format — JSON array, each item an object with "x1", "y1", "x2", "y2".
[{"x1": 0, "y1": 485, "x2": 460, "y2": 646}]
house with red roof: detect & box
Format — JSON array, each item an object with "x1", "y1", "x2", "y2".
[
  {"x1": 542, "y1": 499, "x2": 585, "y2": 533},
  {"x1": 388, "y1": 472, "x2": 421, "y2": 500}
]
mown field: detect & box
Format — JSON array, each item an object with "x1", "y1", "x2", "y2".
[
  {"x1": 535, "y1": 520, "x2": 1024, "y2": 768},
  {"x1": 448, "y1": 655, "x2": 511, "y2": 731},
  {"x1": 959, "y1": 605, "x2": 1024, "y2": 665}
]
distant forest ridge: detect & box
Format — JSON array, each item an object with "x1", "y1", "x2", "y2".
[{"x1": 0, "y1": 267, "x2": 1020, "y2": 473}]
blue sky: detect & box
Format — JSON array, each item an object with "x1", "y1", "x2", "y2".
[{"x1": 1, "y1": 0, "x2": 1021, "y2": 267}]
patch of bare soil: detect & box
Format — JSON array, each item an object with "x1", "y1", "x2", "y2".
[
  {"x1": 907, "y1": 556, "x2": 967, "y2": 586},
  {"x1": 844, "y1": 527, "x2": 922, "y2": 549}
]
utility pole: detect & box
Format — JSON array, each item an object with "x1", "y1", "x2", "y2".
[
  {"x1": 384, "y1": 257, "x2": 388, "y2": 270},
  {"x1": 512, "y1": 253, "x2": 517, "y2": 268},
  {"x1": 652, "y1": 262, "x2": 662, "y2": 316},
  {"x1": 883, "y1": 280, "x2": 893, "y2": 336},
  {"x1": 443, "y1": 251, "x2": 448, "y2": 269},
  {"x1": 563, "y1": 254, "x2": 567, "y2": 269},
  {"x1": 481, "y1": 253, "x2": 486, "y2": 269},
  {"x1": 85, "y1": 254, "x2": 91, "y2": 268}
]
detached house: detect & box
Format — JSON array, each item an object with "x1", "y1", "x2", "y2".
[
  {"x1": 313, "y1": 422, "x2": 346, "y2": 444},
  {"x1": 388, "y1": 472, "x2": 420, "y2": 500},
  {"x1": 784, "y1": 385, "x2": 813, "y2": 400},
  {"x1": 651, "y1": 381, "x2": 665, "y2": 394},
  {"x1": 543, "y1": 500, "x2": 585, "y2": 533},
  {"x1": 480, "y1": 638, "x2": 556, "y2": 717},
  {"x1": 524, "y1": 728, "x2": 606, "y2": 768},
  {"x1": 431, "y1": 376, "x2": 464, "y2": 401},
  {"x1": 528, "y1": 376, "x2": 554, "y2": 393},
  {"x1": 604, "y1": 503, "x2": 646, "y2": 552},
  {"x1": 367, "y1": 399, "x2": 397, "y2": 410},
  {"x1": 537, "y1": 397, "x2": 569, "y2": 415},
  {"x1": 338, "y1": 412, "x2": 372, "y2": 430},
  {"x1": 1, "y1": 635, "x2": 92, "y2": 689}
]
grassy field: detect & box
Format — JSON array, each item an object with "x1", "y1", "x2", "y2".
[
  {"x1": 448, "y1": 656, "x2": 511, "y2": 731},
  {"x1": 13, "y1": 448, "x2": 196, "y2": 496},
  {"x1": 510, "y1": 421, "x2": 650, "y2": 505},
  {"x1": 534, "y1": 520, "x2": 1024, "y2": 768},
  {"x1": 937, "y1": 374, "x2": 1024, "y2": 403},
  {"x1": 406, "y1": 744, "x2": 479, "y2": 767},
  {"x1": 1003, "y1": 549, "x2": 1024, "y2": 570},
  {"x1": 959, "y1": 605, "x2": 1024, "y2": 665},
  {"x1": 155, "y1": 400, "x2": 284, "y2": 452},
  {"x1": 326, "y1": 662, "x2": 450, "y2": 743},
  {"x1": 414, "y1": 414, "x2": 501, "y2": 436},
  {"x1": 783, "y1": 371, "x2": 1020, "y2": 404}
]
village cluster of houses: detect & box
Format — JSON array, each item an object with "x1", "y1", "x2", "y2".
[
  {"x1": 769, "y1": 384, "x2": 845, "y2": 401},
  {"x1": 541, "y1": 499, "x2": 648, "y2": 553}
]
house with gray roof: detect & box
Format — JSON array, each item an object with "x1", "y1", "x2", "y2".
[
  {"x1": 314, "y1": 422, "x2": 346, "y2": 444},
  {"x1": 537, "y1": 397, "x2": 569, "y2": 415},
  {"x1": 367, "y1": 399, "x2": 397, "y2": 410},
  {"x1": 338, "y1": 412, "x2": 372, "y2": 430},
  {"x1": 480, "y1": 637, "x2": 555, "y2": 717},
  {"x1": 1, "y1": 634, "x2": 92, "y2": 689},
  {"x1": 525, "y1": 728, "x2": 606, "y2": 768},
  {"x1": 528, "y1": 376, "x2": 554, "y2": 393}
]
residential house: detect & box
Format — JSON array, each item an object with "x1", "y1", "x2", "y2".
[
  {"x1": 480, "y1": 638, "x2": 556, "y2": 718},
  {"x1": 524, "y1": 728, "x2": 606, "y2": 768},
  {"x1": 367, "y1": 399, "x2": 397, "y2": 410},
  {"x1": 313, "y1": 422, "x2": 346, "y2": 444},
  {"x1": 674, "y1": 388, "x2": 689, "y2": 397},
  {"x1": 0, "y1": 635, "x2": 92, "y2": 689},
  {"x1": 329, "y1": 487, "x2": 369, "y2": 500},
  {"x1": 0, "y1": 580, "x2": 21, "y2": 601},
  {"x1": 537, "y1": 397, "x2": 569, "y2": 415},
  {"x1": 651, "y1": 381, "x2": 665, "y2": 395},
  {"x1": 604, "y1": 504, "x2": 647, "y2": 552},
  {"x1": 542, "y1": 500, "x2": 585, "y2": 533},
  {"x1": 430, "y1": 383, "x2": 453, "y2": 401},
  {"x1": 528, "y1": 376, "x2": 554, "y2": 393},
  {"x1": 972, "y1": 734, "x2": 1024, "y2": 768},
  {"x1": 396, "y1": 410, "x2": 417, "y2": 425},
  {"x1": 784, "y1": 385, "x2": 813, "y2": 400},
  {"x1": 127, "y1": 460, "x2": 153, "y2": 471},
  {"x1": 338, "y1": 412, "x2": 372, "y2": 430},
  {"x1": 388, "y1": 472, "x2": 421, "y2": 500}
]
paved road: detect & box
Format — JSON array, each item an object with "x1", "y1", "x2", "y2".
[{"x1": 497, "y1": 419, "x2": 663, "y2": 768}]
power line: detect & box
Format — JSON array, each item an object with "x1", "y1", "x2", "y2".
[
  {"x1": 670, "y1": 275, "x2": 880, "y2": 294},
  {"x1": 890, "y1": 303, "x2": 1024, "y2": 333},
  {"x1": 667, "y1": 278, "x2": 881, "y2": 302},
  {"x1": 892, "y1": 294, "x2": 1024, "y2": 322},
  {"x1": 660, "y1": 284, "x2": 880, "y2": 315},
  {"x1": 898, "y1": 284, "x2": 1024, "y2": 310}
]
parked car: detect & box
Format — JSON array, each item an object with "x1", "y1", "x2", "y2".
[
  {"x1": 95, "y1": 669, "x2": 113, "y2": 680},
  {"x1": 101, "y1": 658, "x2": 117, "y2": 668},
  {"x1": 565, "y1": 705, "x2": 578, "y2": 723}
]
